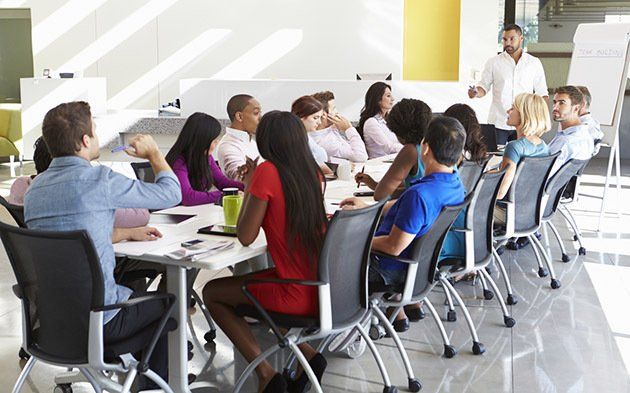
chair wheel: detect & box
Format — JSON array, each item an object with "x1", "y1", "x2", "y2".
[
  {"x1": 369, "y1": 324, "x2": 386, "y2": 341},
  {"x1": 345, "y1": 335, "x2": 367, "y2": 359},
  {"x1": 188, "y1": 373, "x2": 197, "y2": 384},
  {"x1": 187, "y1": 340, "x2": 193, "y2": 352},
  {"x1": 562, "y1": 253, "x2": 570, "y2": 263},
  {"x1": 283, "y1": 367, "x2": 296, "y2": 381},
  {"x1": 537, "y1": 267, "x2": 548, "y2": 278},
  {"x1": 447, "y1": 310, "x2": 457, "y2": 322},
  {"x1": 578, "y1": 247, "x2": 586, "y2": 256},
  {"x1": 444, "y1": 344, "x2": 457, "y2": 358},
  {"x1": 188, "y1": 350, "x2": 194, "y2": 361},
  {"x1": 204, "y1": 329, "x2": 216, "y2": 342},
  {"x1": 551, "y1": 279, "x2": 561, "y2": 289},
  {"x1": 573, "y1": 234, "x2": 579, "y2": 241},
  {"x1": 382, "y1": 386, "x2": 398, "y2": 393},
  {"x1": 472, "y1": 341, "x2": 485, "y2": 355},
  {"x1": 485, "y1": 266, "x2": 493, "y2": 276},
  {"x1": 483, "y1": 289, "x2": 494, "y2": 300},
  {"x1": 496, "y1": 246, "x2": 505, "y2": 255},
  {"x1": 504, "y1": 316, "x2": 516, "y2": 328},
  {"x1": 507, "y1": 294, "x2": 518, "y2": 305},
  {"x1": 408, "y1": 378, "x2": 422, "y2": 392},
  {"x1": 53, "y1": 384, "x2": 72, "y2": 393},
  {"x1": 18, "y1": 347, "x2": 29, "y2": 360}
]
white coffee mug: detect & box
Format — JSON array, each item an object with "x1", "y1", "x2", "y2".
[{"x1": 337, "y1": 162, "x2": 352, "y2": 181}]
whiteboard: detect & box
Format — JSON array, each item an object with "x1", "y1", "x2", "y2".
[{"x1": 567, "y1": 23, "x2": 630, "y2": 145}]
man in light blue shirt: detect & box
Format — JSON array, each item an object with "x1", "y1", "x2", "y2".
[
  {"x1": 549, "y1": 86, "x2": 594, "y2": 174},
  {"x1": 24, "y1": 101, "x2": 181, "y2": 388}
]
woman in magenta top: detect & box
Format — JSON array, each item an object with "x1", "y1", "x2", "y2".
[{"x1": 165, "y1": 112, "x2": 243, "y2": 206}]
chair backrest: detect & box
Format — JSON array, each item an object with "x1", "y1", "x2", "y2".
[
  {"x1": 480, "y1": 124, "x2": 498, "y2": 152},
  {"x1": 130, "y1": 162, "x2": 155, "y2": 183},
  {"x1": 0, "y1": 222, "x2": 104, "y2": 365},
  {"x1": 543, "y1": 159, "x2": 589, "y2": 220},
  {"x1": 507, "y1": 153, "x2": 559, "y2": 233},
  {"x1": 408, "y1": 194, "x2": 473, "y2": 297},
  {"x1": 458, "y1": 157, "x2": 490, "y2": 193},
  {"x1": 319, "y1": 199, "x2": 387, "y2": 329},
  {"x1": 466, "y1": 170, "x2": 506, "y2": 266},
  {"x1": 0, "y1": 196, "x2": 25, "y2": 227}
]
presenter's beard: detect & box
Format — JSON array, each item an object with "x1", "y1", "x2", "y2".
[{"x1": 504, "y1": 45, "x2": 517, "y2": 53}]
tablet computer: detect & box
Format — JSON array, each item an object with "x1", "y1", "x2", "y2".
[
  {"x1": 149, "y1": 213, "x2": 196, "y2": 225},
  {"x1": 198, "y1": 224, "x2": 238, "y2": 237}
]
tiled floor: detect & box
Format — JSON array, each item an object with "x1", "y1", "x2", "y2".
[{"x1": 1, "y1": 158, "x2": 630, "y2": 392}]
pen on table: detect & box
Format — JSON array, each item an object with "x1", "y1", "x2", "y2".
[
  {"x1": 356, "y1": 166, "x2": 365, "y2": 189},
  {"x1": 111, "y1": 145, "x2": 131, "y2": 153}
]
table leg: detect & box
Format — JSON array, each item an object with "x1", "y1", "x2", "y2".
[{"x1": 167, "y1": 265, "x2": 192, "y2": 393}]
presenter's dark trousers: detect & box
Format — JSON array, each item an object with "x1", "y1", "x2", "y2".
[{"x1": 495, "y1": 127, "x2": 517, "y2": 146}]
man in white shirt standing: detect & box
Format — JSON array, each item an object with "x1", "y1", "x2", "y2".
[
  {"x1": 217, "y1": 94, "x2": 262, "y2": 180},
  {"x1": 311, "y1": 91, "x2": 368, "y2": 162},
  {"x1": 549, "y1": 85, "x2": 594, "y2": 174},
  {"x1": 469, "y1": 24, "x2": 549, "y2": 145}
]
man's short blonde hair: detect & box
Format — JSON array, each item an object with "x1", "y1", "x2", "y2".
[{"x1": 512, "y1": 93, "x2": 550, "y2": 137}]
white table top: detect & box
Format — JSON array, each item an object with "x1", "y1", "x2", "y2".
[
  {"x1": 113, "y1": 204, "x2": 266, "y2": 270},
  {"x1": 113, "y1": 153, "x2": 502, "y2": 270}
]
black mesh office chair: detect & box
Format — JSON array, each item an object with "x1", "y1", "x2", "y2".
[
  {"x1": 130, "y1": 161, "x2": 156, "y2": 183},
  {"x1": 368, "y1": 194, "x2": 476, "y2": 361},
  {"x1": 0, "y1": 222, "x2": 176, "y2": 393},
  {"x1": 458, "y1": 157, "x2": 490, "y2": 193},
  {"x1": 0, "y1": 196, "x2": 25, "y2": 227},
  {"x1": 439, "y1": 170, "x2": 516, "y2": 330},
  {"x1": 232, "y1": 200, "x2": 404, "y2": 393},
  {"x1": 558, "y1": 159, "x2": 591, "y2": 257},
  {"x1": 494, "y1": 153, "x2": 560, "y2": 296},
  {"x1": 480, "y1": 124, "x2": 499, "y2": 153},
  {"x1": 540, "y1": 159, "x2": 590, "y2": 262}
]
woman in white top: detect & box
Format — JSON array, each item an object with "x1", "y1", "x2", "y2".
[
  {"x1": 358, "y1": 82, "x2": 402, "y2": 159},
  {"x1": 291, "y1": 96, "x2": 334, "y2": 176}
]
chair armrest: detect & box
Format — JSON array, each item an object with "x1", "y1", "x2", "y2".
[
  {"x1": 371, "y1": 250, "x2": 417, "y2": 265},
  {"x1": 94, "y1": 293, "x2": 175, "y2": 312},
  {"x1": 96, "y1": 293, "x2": 176, "y2": 373},
  {"x1": 241, "y1": 278, "x2": 325, "y2": 346}
]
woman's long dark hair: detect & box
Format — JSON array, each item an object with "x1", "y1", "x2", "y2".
[
  {"x1": 165, "y1": 112, "x2": 221, "y2": 191},
  {"x1": 443, "y1": 104, "x2": 487, "y2": 164},
  {"x1": 256, "y1": 111, "x2": 327, "y2": 265},
  {"x1": 357, "y1": 81, "x2": 392, "y2": 139}
]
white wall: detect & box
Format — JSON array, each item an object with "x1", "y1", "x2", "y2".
[{"x1": 3, "y1": 0, "x2": 498, "y2": 110}]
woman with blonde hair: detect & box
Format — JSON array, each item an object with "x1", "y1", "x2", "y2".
[{"x1": 496, "y1": 93, "x2": 551, "y2": 200}]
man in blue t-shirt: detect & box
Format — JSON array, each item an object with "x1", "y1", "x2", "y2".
[{"x1": 341, "y1": 116, "x2": 466, "y2": 328}]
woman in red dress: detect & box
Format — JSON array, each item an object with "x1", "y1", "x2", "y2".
[{"x1": 203, "y1": 111, "x2": 328, "y2": 393}]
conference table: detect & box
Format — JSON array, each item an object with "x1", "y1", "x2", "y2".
[
  {"x1": 112, "y1": 153, "x2": 501, "y2": 392},
  {"x1": 112, "y1": 156, "x2": 391, "y2": 393}
]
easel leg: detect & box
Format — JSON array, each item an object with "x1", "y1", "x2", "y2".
[
  {"x1": 615, "y1": 141, "x2": 622, "y2": 218},
  {"x1": 599, "y1": 145, "x2": 617, "y2": 231}
]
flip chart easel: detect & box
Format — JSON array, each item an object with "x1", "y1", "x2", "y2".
[{"x1": 566, "y1": 23, "x2": 630, "y2": 231}]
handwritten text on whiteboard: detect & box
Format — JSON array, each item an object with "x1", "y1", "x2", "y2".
[{"x1": 576, "y1": 48, "x2": 624, "y2": 58}]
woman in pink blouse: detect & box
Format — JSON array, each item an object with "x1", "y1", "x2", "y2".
[
  {"x1": 166, "y1": 112, "x2": 243, "y2": 206},
  {"x1": 9, "y1": 137, "x2": 150, "y2": 228}
]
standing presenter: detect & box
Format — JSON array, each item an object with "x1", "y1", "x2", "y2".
[{"x1": 469, "y1": 24, "x2": 549, "y2": 145}]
